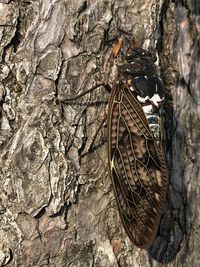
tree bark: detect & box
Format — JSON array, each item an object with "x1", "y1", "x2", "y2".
[{"x1": 0, "y1": 0, "x2": 199, "y2": 266}]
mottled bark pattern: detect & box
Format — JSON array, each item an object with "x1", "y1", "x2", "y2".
[{"x1": 0, "y1": 0, "x2": 199, "y2": 266}]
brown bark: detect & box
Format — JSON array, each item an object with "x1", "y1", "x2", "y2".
[{"x1": 0, "y1": 0, "x2": 199, "y2": 266}]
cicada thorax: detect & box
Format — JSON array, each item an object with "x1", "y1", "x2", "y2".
[
  {"x1": 107, "y1": 47, "x2": 168, "y2": 248},
  {"x1": 119, "y1": 48, "x2": 165, "y2": 147}
]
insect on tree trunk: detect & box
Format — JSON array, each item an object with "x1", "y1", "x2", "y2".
[{"x1": 0, "y1": 0, "x2": 199, "y2": 266}]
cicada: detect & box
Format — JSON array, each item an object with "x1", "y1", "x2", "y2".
[
  {"x1": 64, "y1": 36, "x2": 169, "y2": 249},
  {"x1": 107, "y1": 39, "x2": 168, "y2": 249}
]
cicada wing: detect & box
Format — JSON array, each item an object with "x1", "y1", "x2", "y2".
[{"x1": 107, "y1": 85, "x2": 168, "y2": 249}]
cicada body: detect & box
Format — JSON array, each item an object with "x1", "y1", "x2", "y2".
[
  {"x1": 63, "y1": 38, "x2": 169, "y2": 250},
  {"x1": 107, "y1": 47, "x2": 168, "y2": 248}
]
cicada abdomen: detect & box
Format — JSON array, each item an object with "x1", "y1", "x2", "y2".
[{"x1": 108, "y1": 47, "x2": 168, "y2": 248}]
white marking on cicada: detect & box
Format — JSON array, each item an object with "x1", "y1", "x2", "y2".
[
  {"x1": 155, "y1": 82, "x2": 158, "y2": 92},
  {"x1": 148, "y1": 123, "x2": 159, "y2": 128},
  {"x1": 137, "y1": 95, "x2": 149, "y2": 103},
  {"x1": 148, "y1": 124, "x2": 160, "y2": 140},
  {"x1": 142, "y1": 104, "x2": 153, "y2": 114},
  {"x1": 130, "y1": 86, "x2": 134, "y2": 91},
  {"x1": 149, "y1": 93, "x2": 164, "y2": 107},
  {"x1": 147, "y1": 114, "x2": 159, "y2": 121}
]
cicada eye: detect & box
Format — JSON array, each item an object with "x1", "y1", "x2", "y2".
[{"x1": 125, "y1": 51, "x2": 137, "y2": 62}]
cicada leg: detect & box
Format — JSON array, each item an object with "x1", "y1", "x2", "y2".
[
  {"x1": 61, "y1": 82, "x2": 112, "y2": 103},
  {"x1": 61, "y1": 83, "x2": 104, "y2": 102},
  {"x1": 81, "y1": 114, "x2": 107, "y2": 157},
  {"x1": 61, "y1": 82, "x2": 112, "y2": 156}
]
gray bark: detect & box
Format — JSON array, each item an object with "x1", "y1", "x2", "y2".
[{"x1": 0, "y1": 0, "x2": 199, "y2": 266}]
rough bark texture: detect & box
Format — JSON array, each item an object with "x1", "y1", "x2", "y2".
[{"x1": 0, "y1": 0, "x2": 199, "y2": 266}]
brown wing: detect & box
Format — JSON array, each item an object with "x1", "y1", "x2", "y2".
[{"x1": 107, "y1": 84, "x2": 168, "y2": 249}]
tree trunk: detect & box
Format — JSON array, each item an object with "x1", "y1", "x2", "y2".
[{"x1": 0, "y1": 0, "x2": 199, "y2": 266}]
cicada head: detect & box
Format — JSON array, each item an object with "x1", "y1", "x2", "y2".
[
  {"x1": 112, "y1": 36, "x2": 165, "y2": 110},
  {"x1": 125, "y1": 47, "x2": 157, "y2": 63},
  {"x1": 119, "y1": 48, "x2": 158, "y2": 79}
]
